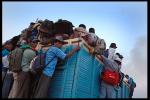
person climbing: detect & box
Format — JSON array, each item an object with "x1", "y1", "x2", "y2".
[{"x1": 33, "y1": 36, "x2": 80, "y2": 98}]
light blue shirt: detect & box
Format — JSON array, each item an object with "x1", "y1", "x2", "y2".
[{"x1": 43, "y1": 46, "x2": 66, "y2": 77}]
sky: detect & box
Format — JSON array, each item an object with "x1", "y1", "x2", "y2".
[{"x1": 2, "y1": 1, "x2": 147, "y2": 98}]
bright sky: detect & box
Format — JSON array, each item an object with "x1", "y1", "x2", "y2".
[{"x1": 2, "y1": 1, "x2": 147, "y2": 98}]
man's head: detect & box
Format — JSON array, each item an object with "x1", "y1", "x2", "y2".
[
  {"x1": 79, "y1": 24, "x2": 86, "y2": 29},
  {"x1": 125, "y1": 74, "x2": 129, "y2": 79},
  {"x1": 27, "y1": 37, "x2": 39, "y2": 49},
  {"x1": 114, "y1": 55, "x2": 122, "y2": 66},
  {"x1": 54, "y1": 36, "x2": 66, "y2": 48},
  {"x1": 119, "y1": 55, "x2": 124, "y2": 59},
  {"x1": 4, "y1": 40, "x2": 14, "y2": 51},
  {"x1": 31, "y1": 38, "x2": 40, "y2": 49},
  {"x1": 109, "y1": 43, "x2": 117, "y2": 49},
  {"x1": 38, "y1": 20, "x2": 54, "y2": 45},
  {"x1": 38, "y1": 19, "x2": 54, "y2": 34},
  {"x1": 89, "y1": 28, "x2": 95, "y2": 33},
  {"x1": 116, "y1": 52, "x2": 124, "y2": 60}
]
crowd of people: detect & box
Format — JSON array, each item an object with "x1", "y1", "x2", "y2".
[{"x1": 2, "y1": 19, "x2": 136, "y2": 98}]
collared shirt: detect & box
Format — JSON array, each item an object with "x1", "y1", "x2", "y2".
[{"x1": 43, "y1": 46, "x2": 66, "y2": 77}]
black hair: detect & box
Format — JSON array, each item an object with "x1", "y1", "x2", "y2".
[
  {"x1": 116, "y1": 53, "x2": 124, "y2": 59},
  {"x1": 9, "y1": 35, "x2": 21, "y2": 50},
  {"x1": 89, "y1": 28, "x2": 95, "y2": 33},
  {"x1": 114, "y1": 60, "x2": 121, "y2": 65},
  {"x1": 125, "y1": 74, "x2": 129, "y2": 78},
  {"x1": 79, "y1": 24, "x2": 86, "y2": 29}
]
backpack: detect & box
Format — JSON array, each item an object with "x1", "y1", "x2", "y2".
[
  {"x1": 54, "y1": 19, "x2": 74, "y2": 35},
  {"x1": 29, "y1": 50, "x2": 56, "y2": 75},
  {"x1": 8, "y1": 47, "x2": 26, "y2": 72}
]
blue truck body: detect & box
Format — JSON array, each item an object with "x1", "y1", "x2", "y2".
[{"x1": 48, "y1": 42, "x2": 131, "y2": 98}]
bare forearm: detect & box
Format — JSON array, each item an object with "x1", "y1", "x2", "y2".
[
  {"x1": 65, "y1": 50, "x2": 76, "y2": 59},
  {"x1": 65, "y1": 46, "x2": 80, "y2": 59}
]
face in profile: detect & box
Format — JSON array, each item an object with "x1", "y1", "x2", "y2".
[
  {"x1": 31, "y1": 41, "x2": 38, "y2": 49},
  {"x1": 5, "y1": 43, "x2": 13, "y2": 51},
  {"x1": 58, "y1": 41, "x2": 64, "y2": 48}
]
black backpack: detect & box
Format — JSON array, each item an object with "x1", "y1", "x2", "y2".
[{"x1": 30, "y1": 50, "x2": 56, "y2": 75}]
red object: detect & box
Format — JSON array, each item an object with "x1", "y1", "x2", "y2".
[{"x1": 101, "y1": 70, "x2": 120, "y2": 86}]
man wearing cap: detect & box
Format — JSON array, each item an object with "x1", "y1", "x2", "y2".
[
  {"x1": 99, "y1": 54, "x2": 122, "y2": 98},
  {"x1": 103, "y1": 43, "x2": 117, "y2": 61},
  {"x1": 34, "y1": 36, "x2": 80, "y2": 98}
]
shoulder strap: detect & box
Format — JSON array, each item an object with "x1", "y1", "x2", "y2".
[
  {"x1": 44, "y1": 55, "x2": 56, "y2": 68},
  {"x1": 41, "y1": 47, "x2": 56, "y2": 68}
]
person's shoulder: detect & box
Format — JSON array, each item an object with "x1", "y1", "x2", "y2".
[
  {"x1": 47, "y1": 46, "x2": 62, "y2": 54},
  {"x1": 50, "y1": 46, "x2": 61, "y2": 51},
  {"x1": 24, "y1": 48, "x2": 35, "y2": 54}
]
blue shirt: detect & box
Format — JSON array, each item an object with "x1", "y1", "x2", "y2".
[
  {"x1": 128, "y1": 77, "x2": 133, "y2": 85},
  {"x1": 2, "y1": 49, "x2": 10, "y2": 57},
  {"x1": 43, "y1": 46, "x2": 66, "y2": 77}
]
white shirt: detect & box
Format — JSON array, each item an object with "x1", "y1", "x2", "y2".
[
  {"x1": 2, "y1": 55, "x2": 9, "y2": 68},
  {"x1": 108, "y1": 47, "x2": 116, "y2": 60}
]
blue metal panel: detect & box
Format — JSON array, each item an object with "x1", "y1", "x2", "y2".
[
  {"x1": 48, "y1": 44, "x2": 131, "y2": 98},
  {"x1": 116, "y1": 86, "x2": 122, "y2": 98},
  {"x1": 48, "y1": 44, "x2": 104, "y2": 98},
  {"x1": 125, "y1": 84, "x2": 130, "y2": 98},
  {"x1": 72, "y1": 47, "x2": 93, "y2": 98}
]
